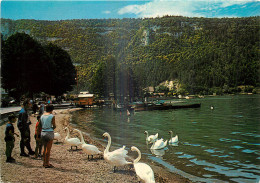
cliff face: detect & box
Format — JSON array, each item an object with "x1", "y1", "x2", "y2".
[{"x1": 0, "y1": 17, "x2": 202, "y2": 62}]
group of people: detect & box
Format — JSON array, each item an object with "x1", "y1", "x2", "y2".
[{"x1": 4, "y1": 99, "x2": 56, "y2": 168}]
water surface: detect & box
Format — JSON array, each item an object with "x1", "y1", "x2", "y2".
[{"x1": 71, "y1": 95, "x2": 260, "y2": 182}]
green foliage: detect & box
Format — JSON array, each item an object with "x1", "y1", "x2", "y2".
[
  {"x1": 1, "y1": 16, "x2": 259, "y2": 96},
  {"x1": 1, "y1": 32, "x2": 76, "y2": 100},
  {"x1": 44, "y1": 43, "x2": 76, "y2": 96},
  {"x1": 1, "y1": 32, "x2": 50, "y2": 100}
]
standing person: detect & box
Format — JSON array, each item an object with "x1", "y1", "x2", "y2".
[
  {"x1": 5, "y1": 114, "x2": 19, "y2": 163},
  {"x1": 40, "y1": 104, "x2": 56, "y2": 168},
  {"x1": 17, "y1": 99, "x2": 35, "y2": 157},
  {"x1": 34, "y1": 115, "x2": 42, "y2": 159},
  {"x1": 32, "y1": 102, "x2": 39, "y2": 116},
  {"x1": 39, "y1": 102, "x2": 45, "y2": 116}
]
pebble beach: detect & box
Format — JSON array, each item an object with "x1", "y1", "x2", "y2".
[{"x1": 0, "y1": 108, "x2": 191, "y2": 183}]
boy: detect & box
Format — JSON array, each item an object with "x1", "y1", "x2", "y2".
[
  {"x1": 34, "y1": 115, "x2": 42, "y2": 159},
  {"x1": 5, "y1": 114, "x2": 19, "y2": 163}
]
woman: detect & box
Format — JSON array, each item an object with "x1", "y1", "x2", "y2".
[{"x1": 39, "y1": 104, "x2": 56, "y2": 168}]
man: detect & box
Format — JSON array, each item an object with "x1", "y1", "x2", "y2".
[{"x1": 17, "y1": 99, "x2": 35, "y2": 156}]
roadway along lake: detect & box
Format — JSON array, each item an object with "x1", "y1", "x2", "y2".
[{"x1": 71, "y1": 95, "x2": 260, "y2": 182}]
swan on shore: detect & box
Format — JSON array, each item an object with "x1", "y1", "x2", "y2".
[
  {"x1": 74, "y1": 129, "x2": 102, "y2": 160},
  {"x1": 54, "y1": 132, "x2": 61, "y2": 143},
  {"x1": 64, "y1": 127, "x2": 81, "y2": 150},
  {"x1": 131, "y1": 146, "x2": 155, "y2": 183},
  {"x1": 150, "y1": 138, "x2": 167, "y2": 150},
  {"x1": 169, "y1": 131, "x2": 178, "y2": 145},
  {"x1": 144, "y1": 131, "x2": 158, "y2": 144},
  {"x1": 102, "y1": 132, "x2": 132, "y2": 172}
]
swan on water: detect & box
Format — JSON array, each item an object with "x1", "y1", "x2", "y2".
[
  {"x1": 102, "y1": 132, "x2": 132, "y2": 172},
  {"x1": 131, "y1": 146, "x2": 155, "y2": 183},
  {"x1": 144, "y1": 131, "x2": 158, "y2": 144},
  {"x1": 74, "y1": 129, "x2": 102, "y2": 160},
  {"x1": 169, "y1": 130, "x2": 178, "y2": 145},
  {"x1": 210, "y1": 105, "x2": 214, "y2": 110},
  {"x1": 64, "y1": 127, "x2": 81, "y2": 150},
  {"x1": 150, "y1": 138, "x2": 167, "y2": 150}
]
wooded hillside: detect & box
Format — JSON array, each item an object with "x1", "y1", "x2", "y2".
[{"x1": 1, "y1": 16, "x2": 259, "y2": 97}]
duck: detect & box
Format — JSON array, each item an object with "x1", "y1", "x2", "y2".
[
  {"x1": 210, "y1": 105, "x2": 214, "y2": 110},
  {"x1": 150, "y1": 138, "x2": 167, "y2": 150},
  {"x1": 74, "y1": 129, "x2": 102, "y2": 160},
  {"x1": 131, "y1": 146, "x2": 155, "y2": 183},
  {"x1": 144, "y1": 131, "x2": 158, "y2": 144},
  {"x1": 169, "y1": 130, "x2": 178, "y2": 144},
  {"x1": 64, "y1": 127, "x2": 81, "y2": 150},
  {"x1": 102, "y1": 132, "x2": 132, "y2": 172}
]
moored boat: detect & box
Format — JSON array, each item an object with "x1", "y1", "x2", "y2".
[{"x1": 131, "y1": 102, "x2": 201, "y2": 111}]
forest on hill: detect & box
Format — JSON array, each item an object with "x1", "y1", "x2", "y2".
[{"x1": 1, "y1": 16, "x2": 259, "y2": 99}]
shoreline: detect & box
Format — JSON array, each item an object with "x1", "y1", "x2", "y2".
[{"x1": 0, "y1": 108, "x2": 191, "y2": 183}]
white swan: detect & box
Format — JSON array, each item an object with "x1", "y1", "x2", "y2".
[
  {"x1": 74, "y1": 129, "x2": 102, "y2": 159},
  {"x1": 169, "y1": 130, "x2": 178, "y2": 144},
  {"x1": 150, "y1": 138, "x2": 167, "y2": 150},
  {"x1": 131, "y1": 146, "x2": 155, "y2": 183},
  {"x1": 144, "y1": 131, "x2": 158, "y2": 144},
  {"x1": 103, "y1": 132, "x2": 132, "y2": 172},
  {"x1": 64, "y1": 127, "x2": 81, "y2": 150},
  {"x1": 54, "y1": 132, "x2": 61, "y2": 143}
]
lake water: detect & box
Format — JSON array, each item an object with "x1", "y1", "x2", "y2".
[{"x1": 71, "y1": 95, "x2": 260, "y2": 183}]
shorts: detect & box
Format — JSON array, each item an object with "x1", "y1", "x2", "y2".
[{"x1": 41, "y1": 131, "x2": 54, "y2": 143}]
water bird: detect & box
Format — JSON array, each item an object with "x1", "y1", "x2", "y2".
[
  {"x1": 127, "y1": 109, "x2": 131, "y2": 116},
  {"x1": 210, "y1": 105, "x2": 214, "y2": 110},
  {"x1": 131, "y1": 146, "x2": 155, "y2": 183},
  {"x1": 64, "y1": 127, "x2": 81, "y2": 150},
  {"x1": 54, "y1": 132, "x2": 61, "y2": 142},
  {"x1": 169, "y1": 130, "x2": 178, "y2": 144},
  {"x1": 144, "y1": 131, "x2": 158, "y2": 144},
  {"x1": 102, "y1": 132, "x2": 132, "y2": 172},
  {"x1": 74, "y1": 129, "x2": 102, "y2": 160},
  {"x1": 150, "y1": 138, "x2": 167, "y2": 150}
]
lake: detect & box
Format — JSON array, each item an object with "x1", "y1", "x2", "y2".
[{"x1": 71, "y1": 95, "x2": 260, "y2": 183}]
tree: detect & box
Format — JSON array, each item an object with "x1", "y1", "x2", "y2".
[
  {"x1": 1, "y1": 32, "x2": 50, "y2": 100},
  {"x1": 44, "y1": 43, "x2": 76, "y2": 96},
  {"x1": 1, "y1": 33, "x2": 76, "y2": 100},
  {"x1": 89, "y1": 61, "x2": 105, "y2": 96}
]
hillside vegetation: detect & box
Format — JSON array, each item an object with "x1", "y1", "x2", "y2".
[{"x1": 1, "y1": 16, "x2": 259, "y2": 98}]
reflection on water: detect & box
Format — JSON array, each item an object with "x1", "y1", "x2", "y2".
[
  {"x1": 150, "y1": 147, "x2": 168, "y2": 157},
  {"x1": 71, "y1": 95, "x2": 260, "y2": 183}
]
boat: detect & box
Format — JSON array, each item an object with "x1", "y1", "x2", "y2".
[
  {"x1": 74, "y1": 91, "x2": 94, "y2": 107},
  {"x1": 131, "y1": 102, "x2": 201, "y2": 111}
]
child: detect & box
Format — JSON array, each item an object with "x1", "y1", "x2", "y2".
[
  {"x1": 5, "y1": 114, "x2": 19, "y2": 163},
  {"x1": 34, "y1": 115, "x2": 42, "y2": 159}
]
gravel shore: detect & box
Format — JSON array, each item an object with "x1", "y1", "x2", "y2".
[{"x1": 0, "y1": 108, "x2": 191, "y2": 183}]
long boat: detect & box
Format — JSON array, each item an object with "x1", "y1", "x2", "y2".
[{"x1": 131, "y1": 102, "x2": 201, "y2": 111}]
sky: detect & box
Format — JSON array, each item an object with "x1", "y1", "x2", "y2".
[{"x1": 1, "y1": 0, "x2": 259, "y2": 20}]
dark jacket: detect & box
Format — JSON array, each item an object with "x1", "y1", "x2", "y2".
[{"x1": 17, "y1": 108, "x2": 31, "y2": 131}]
